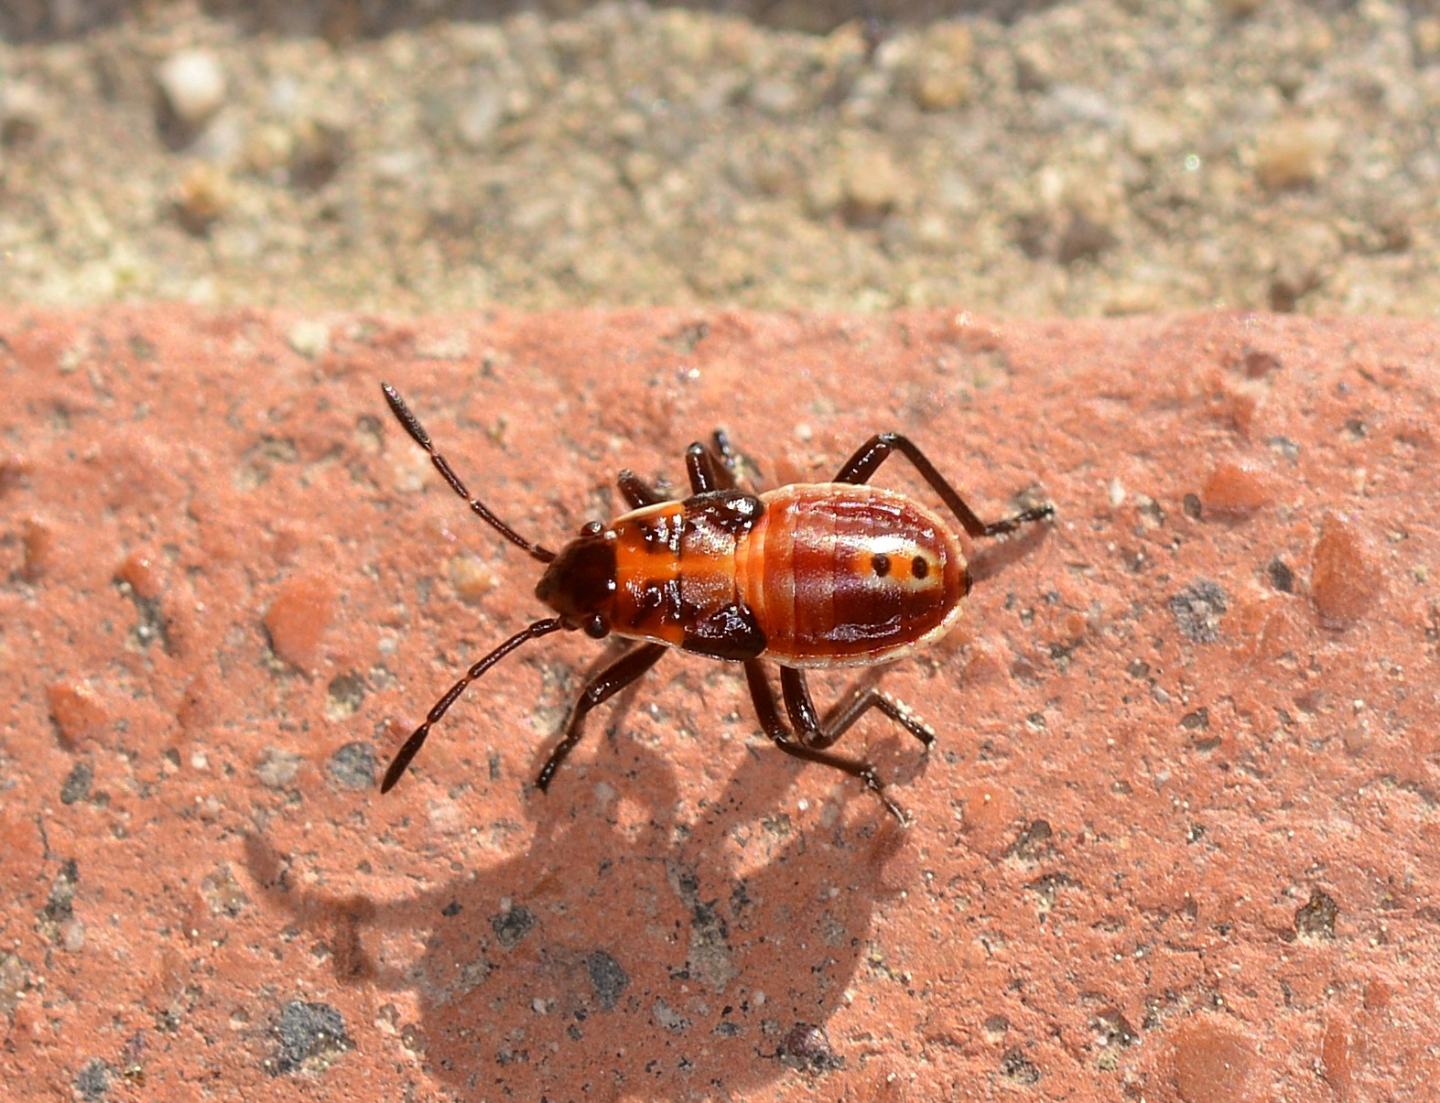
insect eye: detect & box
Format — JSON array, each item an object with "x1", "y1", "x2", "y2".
[
  {"x1": 584, "y1": 615, "x2": 609, "y2": 639},
  {"x1": 580, "y1": 520, "x2": 605, "y2": 537}
]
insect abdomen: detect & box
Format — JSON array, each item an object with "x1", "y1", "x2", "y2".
[{"x1": 736, "y1": 483, "x2": 967, "y2": 667}]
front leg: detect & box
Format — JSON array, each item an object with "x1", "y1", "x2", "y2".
[
  {"x1": 687, "y1": 429, "x2": 767, "y2": 494},
  {"x1": 536, "y1": 643, "x2": 668, "y2": 791},
  {"x1": 616, "y1": 469, "x2": 667, "y2": 509},
  {"x1": 685, "y1": 441, "x2": 728, "y2": 493}
]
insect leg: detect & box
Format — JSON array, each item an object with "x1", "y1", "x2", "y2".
[
  {"x1": 616, "y1": 469, "x2": 667, "y2": 509},
  {"x1": 712, "y1": 429, "x2": 764, "y2": 491},
  {"x1": 833, "y1": 432, "x2": 1054, "y2": 539},
  {"x1": 779, "y1": 667, "x2": 934, "y2": 751},
  {"x1": 744, "y1": 662, "x2": 907, "y2": 823},
  {"x1": 685, "y1": 442, "x2": 723, "y2": 493},
  {"x1": 688, "y1": 432, "x2": 763, "y2": 494},
  {"x1": 536, "y1": 643, "x2": 668, "y2": 791}
]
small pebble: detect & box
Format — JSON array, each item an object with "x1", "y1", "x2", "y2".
[
  {"x1": 449, "y1": 554, "x2": 499, "y2": 604},
  {"x1": 1, "y1": 81, "x2": 46, "y2": 146},
  {"x1": 20, "y1": 518, "x2": 54, "y2": 581},
  {"x1": 1255, "y1": 117, "x2": 1337, "y2": 191},
  {"x1": 115, "y1": 550, "x2": 162, "y2": 600},
  {"x1": 1200, "y1": 460, "x2": 1273, "y2": 517},
  {"x1": 750, "y1": 77, "x2": 801, "y2": 116},
  {"x1": 1417, "y1": 18, "x2": 1440, "y2": 58},
  {"x1": 286, "y1": 117, "x2": 347, "y2": 189},
  {"x1": 256, "y1": 748, "x2": 303, "y2": 788},
  {"x1": 1239, "y1": 348, "x2": 1281, "y2": 378},
  {"x1": 73, "y1": 1058, "x2": 111, "y2": 1102},
  {"x1": 286, "y1": 319, "x2": 331, "y2": 360},
  {"x1": 263, "y1": 575, "x2": 335, "y2": 669},
  {"x1": 60, "y1": 761, "x2": 93, "y2": 804},
  {"x1": 324, "y1": 673, "x2": 366, "y2": 721},
  {"x1": 779, "y1": 1021, "x2": 843, "y2": 1072},
  {"x1": 839, "y1": 141, "x2": 904, "y2": 226},
  {"x1": 1310, "y1": 513, "x2": 1383, "y2": 628},
  {"x1": 456, "y1": 82, "x2": 504, "y2": 148},
  {"x1": 156, "y1": 49, "x2": 228, "y2": 129},
  {"x1": 1169, "y1": 580, "x2": 1228, "y2": 643},
  {"x1": 1126, "y1": 109, "x2": 1178, "y2": 159},
  {"x1": 271, "y1": 1001, "x2": 353, "y2": 1075},
  {"x1": 1057, "y1": 209, "x2": 1115, "y2": 265},
  {"x1": 174, "y1": 162, "x2": 231, "y2": 235},
  {"x1": 1321, "y1": 1020, "x2": 1353, "y2": 1096},
  {"x1": 1268, "y1": 220, "x2": 1341, "y2": 311},
  {"x1": 910, "y1": 24, "x2": 974, "y2": 112},
  {"x1": 327, "y1": 742, "x2": 377, "y2": 790},
  {"x1": 46, "y1": 683, "x2": 108, "y2": 748}
]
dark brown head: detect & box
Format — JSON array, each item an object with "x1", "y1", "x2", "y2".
[{"x1": 534, "y1": 521, "x2": 617, "y2": 637}]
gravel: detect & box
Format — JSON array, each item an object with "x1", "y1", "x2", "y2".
[{"x1": 1, "y1": 1, "x2": 1437, "y2": 314}]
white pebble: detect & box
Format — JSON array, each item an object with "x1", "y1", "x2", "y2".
[
  {"x1": 157, "y1": 50, "x2": 227, "y2": 127},
  {"x1": 286, "y1": 318, "x2": 331, "y2": 359}
]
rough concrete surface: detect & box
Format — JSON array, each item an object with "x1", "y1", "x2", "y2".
[{"x1": 3, "y1": 306, "x2": 1438, "y2": 1100}]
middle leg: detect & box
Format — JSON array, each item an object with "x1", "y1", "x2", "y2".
[{"x1": 779, "y1": 666, "x2": 935, "y2": 752}]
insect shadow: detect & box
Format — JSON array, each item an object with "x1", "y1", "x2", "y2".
[{"x1": 242, "y1": 725, "x2": 912, "y2": 1099}]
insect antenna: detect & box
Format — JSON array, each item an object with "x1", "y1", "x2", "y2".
[
  {"x1": 381, "y1": 616, "x2": 565, "y2": 793},
  {"x1": 381, "y1": 382, "x2": 556, "y2": 563}
]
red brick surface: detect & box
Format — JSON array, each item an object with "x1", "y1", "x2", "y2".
[{"x1": 2, "y1": 307, "x2": 1437, "y2": 1101}]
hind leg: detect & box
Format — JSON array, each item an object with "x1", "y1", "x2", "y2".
[
  {"x1": 834, "y1": 432, "x2": 1053, "y2": 538},
  {"x1": 779, "y1": 667, "x2": 934, "y2": 752},
  {"x1": 743, "y1": 662, "x2": 907, "y2": 823}
]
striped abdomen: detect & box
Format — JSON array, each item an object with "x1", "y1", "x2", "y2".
[{"x1": 737, "y1": 483, "x2": 967, "y2": 667}]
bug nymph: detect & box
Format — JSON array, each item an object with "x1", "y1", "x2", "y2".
[{"x1": 377, "y1": 382, "x2": 1053, "y2": 822}]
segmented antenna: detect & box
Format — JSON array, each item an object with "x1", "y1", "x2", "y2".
[
  {"x1": 381, "y1": 382, "x2": 555, "y2": 563},
  {"x1": 381, "y1": 616, "x2": 564, "y2": 792}
]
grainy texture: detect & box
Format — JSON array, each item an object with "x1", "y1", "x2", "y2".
[
  {"x1": 3, "y1": 306, "x2": 1438, "y2": 1100},
  {"x1": 1, "y1": 1, "x2": 1438, "y2": 314}
]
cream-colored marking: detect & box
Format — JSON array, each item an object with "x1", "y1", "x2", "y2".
[{"x1": 847, "y1": 536, "x2": 943, "y2": 593}]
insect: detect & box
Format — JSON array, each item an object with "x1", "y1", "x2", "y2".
[{"x1": 378, "y1": 382, "x2": 1053, "y2": 821}]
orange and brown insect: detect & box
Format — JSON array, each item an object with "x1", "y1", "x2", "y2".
[{"x1": 378, "y1": 382, "x2": 1053, "y2": 821}]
